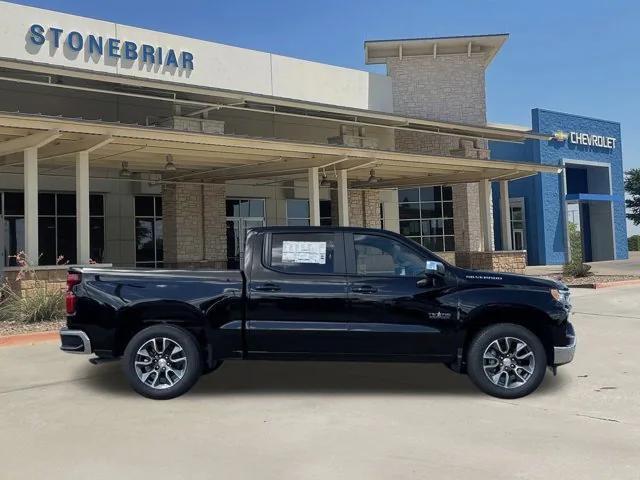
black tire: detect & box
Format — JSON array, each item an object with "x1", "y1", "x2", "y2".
[
  {"x1": 123, "y1": 324, "x2": 202, "y2": 400},
  {"x1": 467, "y1": 323, "x2": 547, "y2": 399},
  {"x1": 202, "y1": 360, "x2": 224, "y2": 375}
]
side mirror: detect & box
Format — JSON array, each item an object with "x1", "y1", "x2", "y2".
[{"x1": 425, "y1": 260, "x2": 445, "y2": 276}]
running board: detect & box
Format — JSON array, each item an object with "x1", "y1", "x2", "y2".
[{"x1": 89, "y1": 356, "x2": 119, "y2": 365}]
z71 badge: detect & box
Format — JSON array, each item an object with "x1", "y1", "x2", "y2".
[{"x1": 428, "y1": 312, "x2": 452, "y2": 320}]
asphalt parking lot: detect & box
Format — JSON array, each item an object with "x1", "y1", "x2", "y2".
[{"x1": 1, "y1": 286, "x2": 639, "y2": 479}]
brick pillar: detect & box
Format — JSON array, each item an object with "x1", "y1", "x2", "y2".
[
  {"x1": 348, "y1": 190, "x2": 364, "y2": 227},
  {"x1": 452, "y1": 183, "x2": 482, "y2": 252},
  {"x1": 163, "y1": 183, "x2": 227, "y2": 269},
  {"x1": 363, "y1": 190, "x2": 381, "y2": 228},
  {"x1": 347, "y1": 190, "x2": 380, "y2": 228},
  {"x1": 203, "y1": 184, "x2": 227, "y2": 268}
]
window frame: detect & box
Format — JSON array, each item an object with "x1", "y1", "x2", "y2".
[
  {"x1": 344, "y1": 231, "x2": 437, "y2": 278},
  {"x1": 263, "y1": 230, "x2": 346, "y2": 276},
  {"x1": 1, "y1": 191, "x2": 105, "y2": 266},
  {"x1": 398, "y1": 186, "x2": 455, "y2": 252},
  {"x1": 285, "y1": 199, "x2": 333, "y2": 226}
]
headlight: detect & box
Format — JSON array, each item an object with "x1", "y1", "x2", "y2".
[{"x1": 551, "y1": 288, "x2": 571, "y2": 307}]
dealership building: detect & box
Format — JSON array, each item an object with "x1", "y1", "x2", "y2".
[{"x1": 0, "y1": 1, "x2": 628, "y2": 282}]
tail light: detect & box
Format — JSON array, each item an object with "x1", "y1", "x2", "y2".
[{"x1": 66, "y1": 273, "x2": 81, "y2": 315}]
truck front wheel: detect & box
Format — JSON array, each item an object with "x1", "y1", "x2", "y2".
[
  {"x1": 123, "y1": 325, "x2": 202, "y2": 400},
  {"x1": 466, "y1": 323, "x2": 547, "y2": 399}
]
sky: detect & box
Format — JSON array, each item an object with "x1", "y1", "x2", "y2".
[{"x1": 11, "y1": 0, "x2": 640, "y2": 234}]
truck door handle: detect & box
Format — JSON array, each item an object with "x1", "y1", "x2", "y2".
[
  {"x1": 351, "y1": 285, "x2": 377, "y2": 294},
  {"x1": 252, "y1": 283, "x2": 281, "y2": 292}
]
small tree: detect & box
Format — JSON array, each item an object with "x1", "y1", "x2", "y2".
[
  {"x1": 625, "y1": 169, "x2": 640, "y2": 226},
  {"x1": 567, "y1": 221, "x2": 583, "y2": 264},
  {"x1": 563, "y1": 221, "x2": 592, "y2": 277}
]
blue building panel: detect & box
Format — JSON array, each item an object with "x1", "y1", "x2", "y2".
[{"x1": 490, "y1": 108, "x2": 628, "y2": 265}]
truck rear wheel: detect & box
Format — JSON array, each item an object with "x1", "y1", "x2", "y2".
[
  {"x1": 123, "y1": 324, "x2": 202, "y2": 400},
  {"x1": 466, "y1": 323, "x2": 546, "y2": 399}
]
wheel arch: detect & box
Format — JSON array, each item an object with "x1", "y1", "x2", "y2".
[
  {"x1": 113, "y1": 301, "x2": 209, "y2": 359},
  {"x1": 462, "y1": 305, "x2": 555, "y2": 369}
]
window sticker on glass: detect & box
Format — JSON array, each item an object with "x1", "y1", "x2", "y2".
[{"x1": 282, "y1": 241, "x2": 327, "y2": 264}]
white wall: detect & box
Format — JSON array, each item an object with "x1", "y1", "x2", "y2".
[{"x1": 0, "y1": 1, "x2": 393, "y2": 112}]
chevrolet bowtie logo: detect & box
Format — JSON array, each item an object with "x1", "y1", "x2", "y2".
[{"x1": 553, "y1": 131, "x2": 568, "y2": 142}]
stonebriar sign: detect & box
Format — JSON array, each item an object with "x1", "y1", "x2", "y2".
[{"x1": 28, "y1": 24, "x2": 194, "y2": 70}]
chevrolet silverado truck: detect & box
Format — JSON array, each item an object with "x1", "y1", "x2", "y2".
[{"x1": 60, "y1": 226, "x2": 575, "y2": 400}]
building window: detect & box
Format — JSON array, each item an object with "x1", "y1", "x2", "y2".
[
  {"x1": 2, "y1": 192, "x2": 104, "y2": 266},
  {"x1": 286, "y1": 199, "x2": 332, "y2": 226},
  {"x1": 398, "y1": 186, "x2": 455, "y2": 252},
  {"x1": 135, "y1": 196, "x2": 163, "y2": 268}
]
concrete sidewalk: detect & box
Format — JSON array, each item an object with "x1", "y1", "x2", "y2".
[
  {"x1": 526, "y1": 251, "x2": 640, "y2": 277},
  {"x1": 0, "y1": 286, "x2": 639, "y2": 479}
]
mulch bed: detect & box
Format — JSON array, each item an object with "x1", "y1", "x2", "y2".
[
  {"x1": 0, "y1": 319, "x2": 64, "y2": 337},
  {"x1": 539, "y1": 274, "x2": 640, "y2": 288}
]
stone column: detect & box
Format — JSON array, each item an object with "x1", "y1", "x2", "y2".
[
  {"x1": 203, "y1": 184, "x2": 227, "y2": 269},
  {"x1": 163, "y1": 183, "x2": 227, "y2": 269},
  {"x1": 348, "y1": 190, "x2": 364, "y2": 227},
  {"x1": 347, "y1": 190, "x2": 381, "y2": 228},
  {"x1": 163, "y1": 183, "x2": 202, "y2": 268}
]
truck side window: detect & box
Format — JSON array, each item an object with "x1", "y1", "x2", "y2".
[
  {"x1": 270, "y1": 233, "x2": 337, "y2": 274},
  {"x1": 354, "y1": 234, "x2": 425, "y2": 277}
]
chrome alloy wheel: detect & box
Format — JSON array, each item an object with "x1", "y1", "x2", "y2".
[
  {"x1": 482, "y1": 336, "x2": 535, "y2": 389},
  {"x1": 134, "y1": 337, "x2": 187, "y2": 389}
]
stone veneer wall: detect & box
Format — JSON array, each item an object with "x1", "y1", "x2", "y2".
[
  {"x1": 163, "y1": 183, "x2": 227, "y2": 269},
  {"x1": 435, "y1": 251, "x2": 456, "y2": 266},
  {"x1": 387, "y1": 53, "x2": 494, "y2": 252},
  {"x1": 455, "y1": 251, "x2": 527, "y2": 274},
  {"x1": 348, "y1": 190, "x2": 381, "y2": 228},
  {"x1": 4, "y1": 267, "x2": 67, "y2": 297}
]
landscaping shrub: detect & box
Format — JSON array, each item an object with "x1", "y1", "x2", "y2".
[
  {"x1": 0, "y1": 252, "x2": 65, "y2": 323},
  {"x1": 562, "y1": 261, "x2": 592, "y2": 278},
  {"x1": 563, "y1": 221, "x2": 592, "y2": 278},
  {"x1": 0, "y1": 282, "x2": 64, "y2": 323},
  {"x1": 629, "y1": 235, "x2": 640, "y2": 252}
]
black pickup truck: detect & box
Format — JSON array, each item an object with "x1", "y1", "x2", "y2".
[{"x1": 60, "y1": 226, "x2": 575, "y2": 400}]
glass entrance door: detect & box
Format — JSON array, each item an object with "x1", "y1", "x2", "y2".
[
  {"x1": 225, "y1": 199, "x2": 265, "y2": 269},
  {"x1": 226, "y1": 218, "x2": 264, "y2": 269},
  {"x1": 509, "y1": 200, "x2": 527, "y2": 251}
]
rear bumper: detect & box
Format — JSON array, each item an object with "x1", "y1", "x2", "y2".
[
  {"x1": 553, "y1": 322, "x2": 576, "y2": 366},
  {"x1": 60, "y1": 328, "x2": 92, "y2": 354}
]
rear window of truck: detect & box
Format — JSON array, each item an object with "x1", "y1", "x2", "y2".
[{"x1": 269, "y1": 232, "x2": 339, "y2": 274}]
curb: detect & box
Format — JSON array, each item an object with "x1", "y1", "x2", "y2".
[
  {"x1": 0, "y1": 330, "x2": 59, "y2": 347},
  {"x1": 570, "y1": 279, "x2": 640, "y2": 289}
]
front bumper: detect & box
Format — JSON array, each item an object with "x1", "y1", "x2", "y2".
[
  {"x1": 553, "y1": 322, "x2": 576, "y2": 366},
  {"x1": 60, "y1": 328, "x2": 92, "y2": 354}
]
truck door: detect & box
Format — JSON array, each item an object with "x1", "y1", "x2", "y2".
[
  {"x1": 344, "y1": 232, "x2": 458, "y2": 358},
  {"x1": 246, "y1": 230, "x2": 350, "y2": 356}
]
